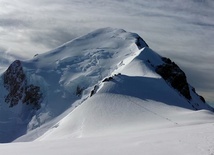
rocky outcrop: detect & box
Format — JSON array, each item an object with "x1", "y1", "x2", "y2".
[
  {"x1": 3, "y1": 60, "x2": 42, "y2": 109},
  {"x1": 191, "y1": 87, "x2": 206, "y2": 103},
  {"x1": 75, "y1": 85, "x2": 84, "y2": 97},
  {"x1": 135, "y1": 36, "x2": 149, "y2": 49},
  {"x1": 22, "y1": 84, "x2": 42, "y2": 109},
  {"x1": 155, "y1": 57, "x2": 191, "y2": 100},
  {"x1": 102, "y1": 77, "x2": 114, "y2": 82},
  {"x1": 90, "y1": 85, "x2": 99, "y2": 97},
  {"x1": 4, "y1": 60, "x2": 26, "y2": 107}
]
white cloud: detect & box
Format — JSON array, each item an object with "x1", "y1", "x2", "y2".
[{"x1": 0, "y1": 0, "x2": 213, "y2": 102}]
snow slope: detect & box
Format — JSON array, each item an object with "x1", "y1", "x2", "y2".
[
  {"x1": 37, "y1": 47, "x2": 214, "y2": 140},
  {"x1": 1, "y1": 123, "x2": 214, "y2": 155},
  {"x1": 0, "y1": 28, "x2": 214, "y2": 154},
  {"x1": 0, "y1": 27, "x2": 148, "y2": 142}
]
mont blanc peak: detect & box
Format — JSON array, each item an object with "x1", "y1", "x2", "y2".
[{"x1": 0, "y1": 28, "x2": 213, "y2": 143}]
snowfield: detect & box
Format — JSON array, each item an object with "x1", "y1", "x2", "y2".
[
  {"x1": 1, "y1": 123, "x2": 214, "y2": 155},
  {"x1": 0, "y1": 28, "x2": 214, "y2": 154}
]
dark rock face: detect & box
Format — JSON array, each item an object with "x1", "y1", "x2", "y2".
[
  {"x1": 135, "y1": 36, "x2": 149, "y2": 49},
  {"x1": 4, "y1": 60, "x2": 26, "y2": 107},
  {"x1": 90, "y1": 85, "x2": 99, "y2": 97},
  {"x1": 155, "y1": 57, "x2": 191, "y2": 100},
  {"x1": 199, "y1": 96, "x2": 205, "y2": 103},
  {"x1": 3, "y1": 60, "x2": 42, "y2": 109},
  {"x1": 75, "y1": 85, "x2": 84, "y2": 97},
  {"x1": 22, "y1": 85, "x2": 42, "y2": 109},
  {"x1": 102, "y1": 77, "x2": 113, "y2": 82},
  {"x1": 191, "y1": 87, "x2": 206, "y2": 103}
]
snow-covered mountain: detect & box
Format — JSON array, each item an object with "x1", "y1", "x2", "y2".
[{"x1": 0, "y1": 28, "x2": 213, "y2": 144}]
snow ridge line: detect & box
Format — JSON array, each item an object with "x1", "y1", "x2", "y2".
[{"x1": 92, "y1": 48, "x2": 143, "y2": 96}]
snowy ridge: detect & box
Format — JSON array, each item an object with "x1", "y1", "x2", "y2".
[{"x1": 37, "y1": 46, "x2": 214, "y2": 140}]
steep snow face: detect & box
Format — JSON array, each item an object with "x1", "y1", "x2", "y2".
[{"x1": 0, "y1": 28, "x2": 148, "y2": 142}]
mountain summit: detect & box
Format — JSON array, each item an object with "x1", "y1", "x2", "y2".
[{"x1": 0, "y1": 27, "x2": 213, "y2": 142}]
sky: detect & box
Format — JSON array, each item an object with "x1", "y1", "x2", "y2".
[{"x1": 0, "y1": 0, "x2": 213, "y2": 104}]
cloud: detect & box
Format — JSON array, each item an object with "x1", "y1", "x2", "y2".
[
  {"x1": 0, "y1": 0, "x2": 213, "y2": 102},
  {"x1": 28, "y1": 28, "x2": 80, "y2": 49}
]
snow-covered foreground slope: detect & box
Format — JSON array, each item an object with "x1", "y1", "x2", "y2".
[
  {"x1": 0, "y1": 28, "x2": 214, "y2": 154},
  {"x1": 1, "y1": 123, "x2": 214, "y2": 155}
]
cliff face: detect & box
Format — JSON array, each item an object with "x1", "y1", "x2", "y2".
[
  {"x1": 3, "y1": 60, "x2": 42, "y2": 109},
  {"x1": 155, "y1": 57, "x2": 206, "y2": 105},
  {"x1": 155, "y1": 57, "x2": 191, "y2": 100},
  {"x1": 135, "y1": 36, "x2": 149, "y2": 49}
]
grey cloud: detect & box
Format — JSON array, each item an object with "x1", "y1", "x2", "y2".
[
  {"x1": 183, "y1": 65, "x2": 214, "y2": 103},
  {"x1": 29, "y1": 29, "x2": 79, "y2": 49},
  {"x1": 0, "y1": 18, "x2": 30, "y2": 29},
  {"x1": 183, "y1": 66, "x2": 214, "y2": 92}
]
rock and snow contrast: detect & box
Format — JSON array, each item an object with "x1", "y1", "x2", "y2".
[{"x1": 0, "y1": 28, "x2": 214, "y2": 154}]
